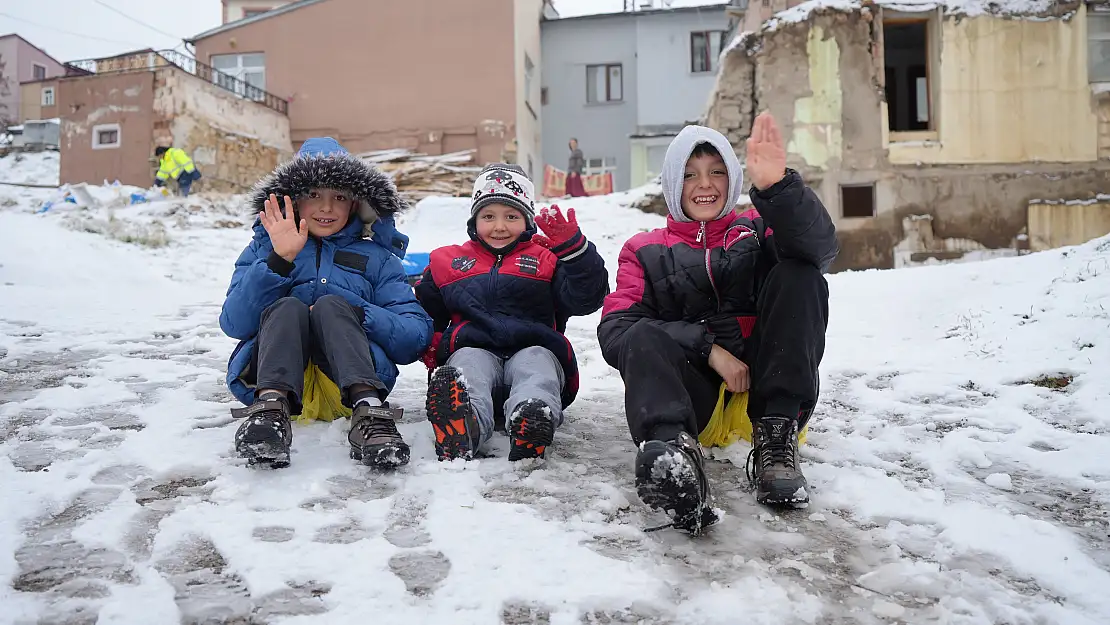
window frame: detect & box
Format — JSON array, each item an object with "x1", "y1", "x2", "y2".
[
  {"x1": 585, "y1": 156, "x2": 618, "y2": 177},
  {"x1": 210, "y1": 52, "x2": 267, "y2": 101},
  {"x1": 41, "y1": 87, "x2": 55, "y2": 107},
  {"x1": 32, "y1": 63, "x2": 47, "y2": 81},
  {"x1": 840, "y1": 183, "x2": 876, "y2": 218},
  {"x1": 883, "y1": 11, "x2": 940, "y2": 141},
  {"x1": 1089, "y1": 11, "x2": 1110, "y2": 83},
  {"x1": 586, "y1": 63, "x2": 623, "y2": 104},
  {"x1": 690, "y1": 31, "x2": 726, "y2": 73},
  {"x1": 92, "y1": 123, "x2": 121, "y2": 150}
]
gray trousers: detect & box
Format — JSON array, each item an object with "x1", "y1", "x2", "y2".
[
  {"x1": 253, "y1": 295, "x2": 384, "y2": 414},
  {"x1": 445, "y1": 346, "x2": 565, "y2": 446}
]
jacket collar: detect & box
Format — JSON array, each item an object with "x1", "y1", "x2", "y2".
[{"x1": 665, "y1": 211, "x2": 741, "y2": 247}]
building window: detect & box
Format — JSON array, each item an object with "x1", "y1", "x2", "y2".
[
  {"x1": 541, "y1": 87, "x2": 549, "y2": 106},
  {"x1": 243, "y1": 8, "x2": 270, "y2": 18},
  {"x1": 92, "y1": 123, "x2": 121, "y2": 150},
  {"x1": 691, "y1": 31, "x2": 726, "y2": 73},
  {"x1": 41, "y1": 87, "x2": 55, "y2": 107},
  {"x1": 884, "y1": 19, "x2": 934, "y2": 132},
  {"x1": 1090, "y1": 10, "x2": 1110, "y2": 82},
  {"x1": 33, "y1": 64, "x2": 46, "y2": 80},
  {"x1": 840, "y1": 184, "x2": 875, "y2": 218},
  {"x1": 524, "y1": 53, "x2": 535, "y2": 106},
  {"x1": 586, "y1": 64, "x2": 622, "y2": 103},
  {"x1": 211, "y1": 52, "x2": 266, "y2": 101},
  {"x1": 586, "y1": 157, "x2": 617, "y2": 177}
]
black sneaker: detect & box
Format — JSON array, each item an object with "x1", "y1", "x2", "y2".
[
  {"x1": 235, "y1": 394, "x2": 293, "y2": 468},
  {"x1": 746, "y1": 415, "x2": 809, "y2": 507},
  {"x1": 348, "y1": 402, "x2": 409, "y2": 469},
  {"x1": 635, "y1": 432, "x2": 719, "y2": 535},
  {"x1": 425, "y1": 366, "x2": 481, "y2": 461},
  {"x1": 507, "y1": 399, "x2": 555, "y2": 461}
]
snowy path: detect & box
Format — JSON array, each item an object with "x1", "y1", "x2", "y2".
[{"x1": 2, "y1": 189, "x2": 1109, "y2": 625}]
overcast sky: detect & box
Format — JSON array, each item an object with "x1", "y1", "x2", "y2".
[{"x1": 0, "y1": 0, "x2": 727, "y2": 64}]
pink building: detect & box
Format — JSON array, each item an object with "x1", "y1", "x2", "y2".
[{"x1": 0, "y1": 34, "x2": 67, "y2": 126}]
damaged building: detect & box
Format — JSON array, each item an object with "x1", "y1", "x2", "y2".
[
  {"x1": 58, "y1": 49, "x2": 292, "y2": 192},
  {"x1": 705, "y1": 0, "x2": 1110, "y2": 270}
]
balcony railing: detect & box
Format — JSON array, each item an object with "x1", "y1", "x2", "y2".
[{"x1": 64, "y1": 49, "x2": 288, "y2": 115}]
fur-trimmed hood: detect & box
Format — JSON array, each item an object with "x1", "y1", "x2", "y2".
[{"x1": 248, "y1": 137, "x2": 411, "y2": 258}]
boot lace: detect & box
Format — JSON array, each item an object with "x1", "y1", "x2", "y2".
[
  {"x1": 745, "y1": 420, "x2": 797, "y2": 484},
  {"x1": 357, "y1": 416, "x2": 400, "y2": 441}
]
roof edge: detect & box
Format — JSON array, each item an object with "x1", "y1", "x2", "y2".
[{"x1": 187, "y1": 0, "x2": 329, "y2": 43}]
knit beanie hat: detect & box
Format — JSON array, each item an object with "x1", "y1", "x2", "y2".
[{"x1": 470, "y1": 163, "x2": 537, "y2": 228}]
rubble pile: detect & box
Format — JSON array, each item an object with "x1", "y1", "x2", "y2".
[{"x1": 358, "y1": 148, "x2": 482, "y2": 203}]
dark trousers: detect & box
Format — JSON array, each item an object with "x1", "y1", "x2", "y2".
[
  {"x1": 178, "y1": 169, "x2": 201, "y2": 197},
  {"x1": 615, "y1": 259, "x2": 829, "y2": 444},
  {"x1": 252, "y1": 295, "x2": 384, "y2": 413}
]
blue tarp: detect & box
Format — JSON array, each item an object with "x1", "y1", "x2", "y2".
[{"x1": 400, "y1": 252, "x2": 430, "y2": 285}]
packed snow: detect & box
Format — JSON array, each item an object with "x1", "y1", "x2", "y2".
[{"x1": 1, "y1": 153, "x2": 1109, "y2": 624}]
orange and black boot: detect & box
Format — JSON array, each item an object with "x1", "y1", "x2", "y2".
[
  {"x1": 426, "y1": 366, "x2": 482, "y2": 460},
  {"x1": 507, "y1": 399, "x2": 555, "y2": 461}
]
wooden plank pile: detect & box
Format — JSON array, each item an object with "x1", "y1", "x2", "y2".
[{"x1": 357, "y1": 148, "x2": 482, "y2": 203}]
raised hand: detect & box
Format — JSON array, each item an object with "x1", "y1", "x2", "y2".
[
  {"x1": 745, "y1": 112, "x2": 787, "y2": 191},
  {"x1": 531, "y1": 205, "x2": 584, "y2": 258},
  {"x1": 259, "y1": 194, "x2": 307, "y2": 262}
]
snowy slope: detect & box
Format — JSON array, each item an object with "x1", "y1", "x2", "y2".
[{"x1": 2, "y1": 159, "x2": 1109, "y2": 624}]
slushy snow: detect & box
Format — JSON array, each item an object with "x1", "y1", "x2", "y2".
[{"x1": 2, "y1": 153, "x2": 1109, "y2": 624}]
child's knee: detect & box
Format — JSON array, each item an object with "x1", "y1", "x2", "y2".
[{"x1": 264, "y1": 297, "x2": 309, "y2": 319}]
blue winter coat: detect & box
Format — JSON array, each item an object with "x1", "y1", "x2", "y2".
[{"x1": 220, "y1": 137, "x2": 433, "y2": 405}]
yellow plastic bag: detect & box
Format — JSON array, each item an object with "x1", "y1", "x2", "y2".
[
  {"x1": 698, "y1": 383, "x2": 808, "y2": 448},
  {"x1": 295, "y1": 363, "x2": 351, "y2": 423}
]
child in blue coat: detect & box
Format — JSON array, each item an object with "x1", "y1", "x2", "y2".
[
  {"x1": 415, "y1": 164, "x2": 609, "y2": 462},
  {"x1": 220, "y1": 137, "x2": 433, "y2": 469}
]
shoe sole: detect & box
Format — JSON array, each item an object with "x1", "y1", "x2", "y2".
[
  {"x1": 635, "y1": 441, "x2": 718, "y2": 535},
  {"x1": 756, "y1": 486, "x2": 810, "y2": 508},
  {"x1": 426, "y1": 367, "x2": 480, "y2": 461},
  {"x1": 350, "y1": 443, "x2": 410, "y2": 469},
  {"x1": 238, "y1": 441, "x2": 290, "y2": 469},
  {"x1": 508, "y1": 401, "x2": 554, "y2": 461}
]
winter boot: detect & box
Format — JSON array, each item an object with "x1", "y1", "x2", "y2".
[
  {"x1": 426, "y1": 366, "x2": 482, "y2": 460},
  {"x1": 747, "y1": 415, "x2": 809, "y2": 507},
  {"x1": 348, "y1": 402, "x2": 409, "y2": 469},
  {"x1": 507, "y1": 398, "x2": 555, "y2": 461},
  {"x1": 635, "y1": 432, "x2": 719, "y2": 535},
  {"x1": 235, "y1": 392, "x2": 293, "y2": 468}
]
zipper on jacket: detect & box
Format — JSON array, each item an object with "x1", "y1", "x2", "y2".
[
  {"x1": 699, "y1": 222, "x2": 721, "y2": 312},
  {"x1": 487, "y1": 254, "x2": 503, "y2": 302}
]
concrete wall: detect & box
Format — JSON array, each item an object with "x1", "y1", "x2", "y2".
[
  {"x1": 541, "y1": 15, "x2": 639, "y2": 190},
  {"x1": 20, "y1": 80, "x2": 59, "y2": 123},
  {"x1": 706, "y1": 4, "x2": 1110, "y2": 271},
  {"x1": 515, "y1": 0, "x2": 545, "y2": 181},
  {"x1": 197, "y1": 0, "x2": 518, "y2": 163},
  {"x1": 634, "y1": 8, "x2": 731, "y2": 128},
  {"x1": 1028, "y1": 200, "x2": 1110, "y2": 252},
  {"x1": 59, "y1": 72, "x2": 155, "y2": 187},
  {"x1": 0, "y1": 36, "x2": 66, "y2": 127},
  {"x1": 152, "y1": 67, "x2": 292, "y2": 193}
]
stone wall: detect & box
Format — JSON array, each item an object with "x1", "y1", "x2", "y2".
[{"x1": 152, "y1": 67, "x2": 292, "y2": 194}]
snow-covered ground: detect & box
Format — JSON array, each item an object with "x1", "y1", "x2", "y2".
[{"x1": 1, "y1": 154, "x2": 1109, "y2": 624}]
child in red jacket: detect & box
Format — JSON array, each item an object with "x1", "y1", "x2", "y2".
[
  {"x1": 598, "y1": 114, "x2": 838, "y2": 534},
  {"x1": 415, "y1": 164, "x2": 609, "y2": 462}
]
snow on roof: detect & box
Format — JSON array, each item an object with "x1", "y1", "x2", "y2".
[
  {"x1": 551, "y1": 0, "x2": 729, "y2": 19},
  {"x1": 725, "y1": 0, "x2": 1068, "y2": 57}
]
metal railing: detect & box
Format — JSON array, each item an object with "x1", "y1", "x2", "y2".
[{"x1": 64, "y1": 49, "x2": 288, "y2": 115}]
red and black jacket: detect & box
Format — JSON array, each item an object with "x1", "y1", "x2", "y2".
[
  {"x1": 598, "y1": 169, "x2": 838, "y2": 367},
  {"x1": 415, "y1": 228, "x2": 609, "y2": 407}
]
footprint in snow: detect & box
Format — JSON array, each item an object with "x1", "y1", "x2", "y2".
[
  {"x1": 383, "y1": 490, "x2": 432, "y2": 549},
  {"x1": 388, "y1": 549, "x2": 451, "y2": 597}
]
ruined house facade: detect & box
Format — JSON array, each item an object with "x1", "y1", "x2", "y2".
[
  {"x1": 58, "y1": 51, "x2": 292, "y2": 191},
  {"x1": 706, "y1": 0, "x2": 1110, "y2": 270}
]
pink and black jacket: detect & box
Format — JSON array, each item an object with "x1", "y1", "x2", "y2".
[
  {"x1": 598, "y1": 126, "x2": 838, "y2": 368},
  {"x1": 415, "y1": 218, "x2": 609, "y2": 408}
]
